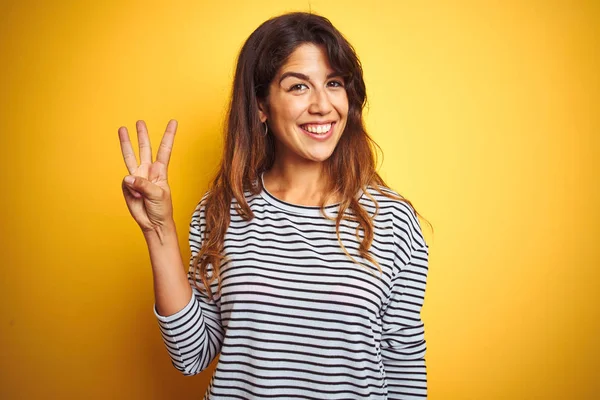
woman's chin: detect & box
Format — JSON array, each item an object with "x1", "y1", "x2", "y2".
[{"x1": 302, "y1": 147, "x2": 336, "y2": 163}]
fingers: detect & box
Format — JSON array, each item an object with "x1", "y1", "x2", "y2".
[
  {"x1": 156, "y1": 119, "x2": 177, "y2": 167},
  {"x1": 136, "y1": 120, "x2": 153, "y2": 165},
  {"x1": 122, "y1": 182, "x2": 142, "y2": 199},
  {"x1": 123, "y1": 175, "x2": 162, "y2": 200},
  {"x1": 118, "y1": 119, "x2": 176, "y2": 177},
  {"x1": 118, "y1": 126, "x2": 138, "y2": 174}
]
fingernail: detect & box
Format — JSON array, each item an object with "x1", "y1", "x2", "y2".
[{"x1": 124, "y1": 176, "x2": 135, "y2": 185}]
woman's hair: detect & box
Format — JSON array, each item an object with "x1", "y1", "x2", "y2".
[{"x1": 191, "y1": 11, "x2": 430, "y2": 300}]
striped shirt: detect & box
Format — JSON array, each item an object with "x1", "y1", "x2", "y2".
[{"x1": 154, "y1": 175, "x2": 429, "y2": 399}]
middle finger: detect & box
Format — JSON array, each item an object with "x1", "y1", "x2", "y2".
[{"x1": 136, "y1": 120, "x2": 153, "y2": 165}]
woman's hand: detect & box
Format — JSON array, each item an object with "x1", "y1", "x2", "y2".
[{"x1": 118, "y1": 120, "x2": 178, "y2": 235}]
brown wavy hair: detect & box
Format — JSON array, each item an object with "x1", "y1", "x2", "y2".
[{"x1": 191, "y1": 12, "x2": 431, "y2": 300}]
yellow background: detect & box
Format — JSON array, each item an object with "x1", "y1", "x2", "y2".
[{"x1": 1, "y1": 0, "x2": 598, "y2": 399}]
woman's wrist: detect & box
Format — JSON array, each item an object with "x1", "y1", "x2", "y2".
[{"x1": 143, "y1": 219, "x2": 178, "y2": 246}]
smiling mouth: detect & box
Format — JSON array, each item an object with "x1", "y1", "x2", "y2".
[{"x1": 299, "y1": 122, "x2": 334, "y2": 135}]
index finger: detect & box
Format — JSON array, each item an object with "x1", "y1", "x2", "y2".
[
  {"x1": 156, "y1": 119, "x2": 178, "y2": 167},
  {"x1": 118, "y1": 126, "x2": 138, "y2": 174}
]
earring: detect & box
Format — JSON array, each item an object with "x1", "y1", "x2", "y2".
[{"x1": 263, "y1": 122, "x2": 268, "y2": 136}]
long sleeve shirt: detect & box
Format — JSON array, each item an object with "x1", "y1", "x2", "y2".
[{"x1": 153, "y1": 178, "x2": 429, "y2": 399}]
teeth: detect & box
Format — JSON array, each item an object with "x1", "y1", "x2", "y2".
[{"x1": 303, "y1": 123, "x2": 332, "y2": 134}]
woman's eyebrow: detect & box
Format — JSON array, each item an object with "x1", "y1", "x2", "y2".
[
  {"x1": 279, "y1": 71, "x2": 342, "y2": 84},
  {"x1": 279, "y1": 72, "x2": 309, "y2": 84}
]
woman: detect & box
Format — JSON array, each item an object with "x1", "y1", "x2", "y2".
[{"x1": 119, "y1": 12, "x2": 429, "y2": 400}]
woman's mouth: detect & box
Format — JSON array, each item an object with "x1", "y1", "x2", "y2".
[{"x1": 299, "y1": 122, "x2": 335, "y2": 141}]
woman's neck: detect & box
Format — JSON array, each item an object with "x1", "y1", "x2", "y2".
[{"x1": 263, "y1": 161, "x2": 338, "y2": 207}]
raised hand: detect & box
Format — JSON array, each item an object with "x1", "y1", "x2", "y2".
[{"x1": 119, "y1": 120, "x2": 178, "y2": 235}]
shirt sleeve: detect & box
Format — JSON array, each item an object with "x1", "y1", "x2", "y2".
[
  {"x1": 152, "y1": 198, "x2": 224, "y2": 376},
  {"x1": 381, "y1": 235, "x2": 429, "y2": 398}
]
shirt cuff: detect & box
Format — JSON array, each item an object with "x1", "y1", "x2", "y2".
[{"x1": 153, "y1": 291, "x2": 196, "y2": 323}]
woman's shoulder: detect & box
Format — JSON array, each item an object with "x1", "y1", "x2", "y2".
[
  {"x1": 192, "y1": 188, "x2": 262, "y2": 216},
  {"x1": 362, "y1": 185, "x2": 416, "y2": 218},
  {"x1": 362, "y1": 185, "x2": 427, "y2": 250},
  {"x1": 189, "y1": 191, "x2": 211, "y2": 225}
]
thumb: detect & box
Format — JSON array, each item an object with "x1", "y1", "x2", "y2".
[{"x1": 123, "y1": 175, "x2": 163, "y2": 200}]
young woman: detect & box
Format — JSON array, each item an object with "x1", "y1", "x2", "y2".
[{"x1": 119, "y1": 12, "x2": 429, "y2": 400}]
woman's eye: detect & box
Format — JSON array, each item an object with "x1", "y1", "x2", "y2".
[
  {"x1": 289, "y1": 83, "x2": 308, "y2": 91},
  {"x1": 328, "y1": 80, "x2": 344, "y2": 88}
]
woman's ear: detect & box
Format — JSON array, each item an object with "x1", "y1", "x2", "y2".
[{"x1": 258, "y1": 100, "x2": 268, "y2": 123}]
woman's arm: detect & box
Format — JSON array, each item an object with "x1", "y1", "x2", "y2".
[
  {"x1": 144, "y1": 220, "x2": 193, "y2": 317},
  {"x1": 151, "y1": 201, "x2": 224, "y2": 375},
  {"x1": 381, "y1": 243, "x2": 429, "y2": 399}
]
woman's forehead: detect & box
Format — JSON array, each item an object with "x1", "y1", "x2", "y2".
[{"x1": 277, "y1": 44, "x2": 335, "y2": 77}]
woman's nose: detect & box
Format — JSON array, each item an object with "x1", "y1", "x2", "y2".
[{"x1": 308, "y1": 88, "x2": 333, "y2": 115}]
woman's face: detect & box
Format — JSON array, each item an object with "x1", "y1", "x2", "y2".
[{"x1": 259, "y1": 43, "x2": 349, "y2": 165}]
